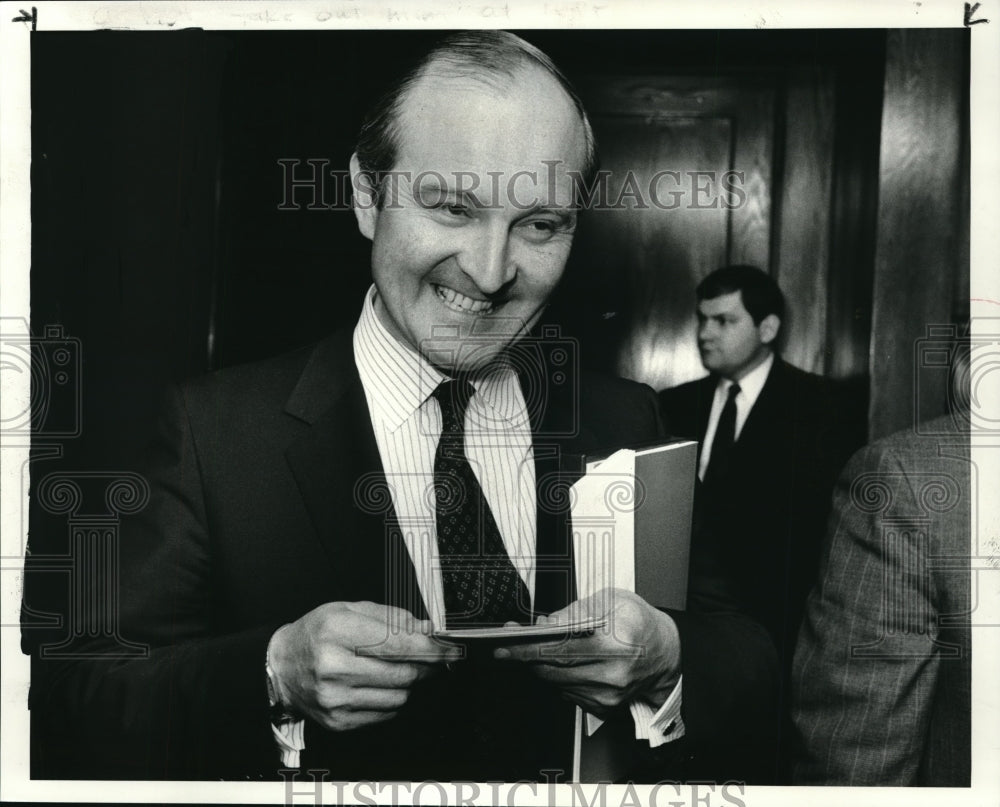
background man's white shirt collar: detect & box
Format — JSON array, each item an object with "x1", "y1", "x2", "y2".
[{"x1": 697, "y1": 352, "x2": 775, "y2": 481}]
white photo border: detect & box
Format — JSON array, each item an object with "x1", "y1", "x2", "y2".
[{"x1": 1, "y1": 1, "x2": 998, "y2": 805}]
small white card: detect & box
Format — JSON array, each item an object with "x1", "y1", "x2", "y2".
[{"x1": 434, "y1": 615, "x2": 607, "y2": 643}]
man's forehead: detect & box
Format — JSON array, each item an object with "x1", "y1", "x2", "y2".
[
  {"x1": 699, "y1": 291, "x2": 748, "y2": 316},
  {"x1": 392, "y1": 67, "x2": 588, "y2": 178}
]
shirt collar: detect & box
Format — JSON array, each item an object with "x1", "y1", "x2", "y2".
[
  {"x1": 717, "y1": 351, "x2": 774, "y2": 410},
  {"x1": 353, "y1": 285, "x2": 523, "y2": 432}
]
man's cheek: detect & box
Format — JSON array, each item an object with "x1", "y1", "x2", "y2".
[{"x1": 524, "y1": 246, "x2": 571, "y2": 286}]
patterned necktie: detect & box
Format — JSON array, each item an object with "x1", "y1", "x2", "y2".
[
  {"x1": 706, "y1": 382, "x2": 741, "y2": 488},
  {"x1": 432, "y1": 379, "x2": 530, "y2": 628}
]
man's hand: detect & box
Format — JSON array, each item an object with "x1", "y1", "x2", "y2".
[
  {"x1": 267, "y1": 601, "x2": 461, "y2": 732},
  {"x1": 495, "y1": 589, "x2": 681, "y2": 718}
]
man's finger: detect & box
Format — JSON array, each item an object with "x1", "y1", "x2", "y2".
[
  {"x1": 331, "y1": 657, "x2": 438, "y2": 688},
  {"x1": 342, "y1": 601, "x2": 433, "y2": 634},
  {"x1": 356, "y1": 632, "x2": 462, "y2": 662},
  {"x1": 544, "y1": 589, "x2": 617, "y2": 624},
  {"x1": 497, "y1": 639, "x2": 599, "y2": 665},
  {"x1": 317, "y1": 709, "x2": 399, "y2": 732},
  {"x1": 338, "y1": 686, "x2": 412, "y2": 712}
]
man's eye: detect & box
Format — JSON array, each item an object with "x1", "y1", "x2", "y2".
[
  {"x1": 443, "y1": 204, "x2": 469, "y2": 216},
  {"x1": 519, "y1": 218, "x2": 563, "y2": 242}
]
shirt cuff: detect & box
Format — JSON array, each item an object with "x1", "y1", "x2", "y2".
[
  {"x1": 271, "y1": 719, "x2": 306, "y2": 768},
  {"x1": 629, "y1": 675, "x2": 685, "y2": 748}
]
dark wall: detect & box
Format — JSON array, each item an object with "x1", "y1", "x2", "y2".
[{"x1": 31, "y1": 30, "x2": 229, "y2": 469}]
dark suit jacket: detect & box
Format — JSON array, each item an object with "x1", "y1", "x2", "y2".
[
  {"x1": 790, "y1": 415, "x2": 970, "y2": 785},
  {"x1": 658, "y1": 359, "x2": 859, "y2": 663},
  {"x1": 41, "y1": 327, "x2": 777, "y2": 781}
]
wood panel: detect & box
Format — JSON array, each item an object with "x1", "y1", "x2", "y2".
[
  {"x1": 773, "y1": 66, "x2": 836, "y2": 373},
  {"x1": 869, "y1": 29, "x2": 966, "y2": 439},
  {"x1": 823, "y1": 43, "x2": 886, "y2": 384},
  {"x1": 567, "y1": 77, "x2": 775, "y2": 391},
  {"x1": 577, "y1": 115, "x2": 732, "y2": 388},
  {"x1": 727, "y1": 81, "x2": 775, "y2": 271}
]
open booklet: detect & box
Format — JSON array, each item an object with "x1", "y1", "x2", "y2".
[{"x1": 568, "y1": 439, "x2": 697, "y2": 782}]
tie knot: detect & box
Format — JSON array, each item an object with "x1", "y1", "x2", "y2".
[
  {"x1": 433, "y1": 379, "x2": 476, "y2": 434},
  {"x1": 726, "y1": 382, "x2": 741, "y2": 402}
]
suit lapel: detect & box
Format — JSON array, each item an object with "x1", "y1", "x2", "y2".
[
  {"x1": 283, "y1": 330, "x2": 426, "y2": 618},
  {"x1": 695, "y1": 376, "x2": 716, "y2": 442},
  {"x1": 735, "y1": 359, "x2": 784, "y2": 454},
  {"x1": 689, "y1": 376, "x2": 717, "y2": 461}
]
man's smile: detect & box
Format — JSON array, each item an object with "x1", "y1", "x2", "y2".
[{"x1": 433, "y1": 283, "x2": 499, "y2": 315}]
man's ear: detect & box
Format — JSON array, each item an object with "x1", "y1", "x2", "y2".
[
  {"x1": 758, "y1": 314, "x2": 780, "y2": 345},
  {"x1": 350, "y1": 152, "x2": 379, "y2": 241}
]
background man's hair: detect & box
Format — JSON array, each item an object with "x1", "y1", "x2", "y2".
[
  {"x1": 354, "y1": 30, "x2": 598, "y2": 205},
  {"x1": 696, "y1": 264, "x2": 786, "y2": 327}
]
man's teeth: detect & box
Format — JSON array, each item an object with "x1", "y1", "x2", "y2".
[{"x1": 435, "y1": 285, "x2": 495, "y2": 314}]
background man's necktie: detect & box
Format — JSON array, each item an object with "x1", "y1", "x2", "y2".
[
  {"x1": 705, "y1": 382, "x2": 741, "y2": 488},
  {"x1": 433, "y1": 379, "x2": 530, "y2": 628}
]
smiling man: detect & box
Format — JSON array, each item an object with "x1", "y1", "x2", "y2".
[{"x1": 48, "y1": 33, "x2": 777, "y2": 782}]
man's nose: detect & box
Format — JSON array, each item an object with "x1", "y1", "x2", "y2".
[{"x1": 460, "y1": 222, "x2": 516, "y2": 295}]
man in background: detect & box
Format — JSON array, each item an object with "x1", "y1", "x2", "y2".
[
  {"x1": 790, "y1": 338, "x2": 971, "y2": 785},
  {"x1": 658, "y1": 264, "x2": 860, "y2": 776}
]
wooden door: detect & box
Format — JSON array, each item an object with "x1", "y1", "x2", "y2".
[{"x1": 565, "y1": 76, "x2": 775, "y2": 390}]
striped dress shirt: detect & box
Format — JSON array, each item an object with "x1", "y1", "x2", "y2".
[{"x1": 353, "y1": 287, "x2": 538, "y2": 628}]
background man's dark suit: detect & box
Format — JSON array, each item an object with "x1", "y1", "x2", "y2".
[
  {"x1": 658, "y1": 359, "x2": 859, "y2": 777},
  {"x1": 659, "y1": 360, "x2": 857, "y2": 658},
  {"x1": 43, "y1": 327, "x2": 777, "y2": 781},
  {"x1": 790, "y1": 414, "x2": 970, "y2": 785}
]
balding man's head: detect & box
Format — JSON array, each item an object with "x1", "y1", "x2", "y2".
[
  {"x1": 354, "y1": 31, "x2": 597, "y2": 206},
  {"x1": 347, "y1": 32, "x2": 593, "y2": 374}
]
